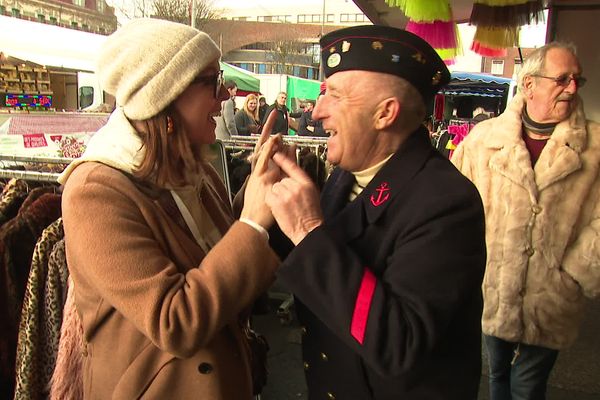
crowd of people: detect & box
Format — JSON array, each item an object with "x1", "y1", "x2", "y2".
[{"x1": 8, "y1": 14, "x2": 598, "y2": 400}]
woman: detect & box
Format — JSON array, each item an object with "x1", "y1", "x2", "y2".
[
  {"x1": 235, "y1": 94, "x2": 261, "y2": 135},
  {"x1": 59, "y1": 18, "x2": 281, "y2": 399}
]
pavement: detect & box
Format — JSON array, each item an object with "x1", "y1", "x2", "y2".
[{"x1": 253, "y1": 285, "x2": 600, "y2": 400}]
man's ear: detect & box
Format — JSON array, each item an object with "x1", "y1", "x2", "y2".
[
  {"x1": 374, "y1": 97, "x2": 400, "y2": 130},
  {"x1": 523, "y1": 75, "x2": 536, "y2": 98}
]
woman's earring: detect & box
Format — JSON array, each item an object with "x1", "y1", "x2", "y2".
[{"x1": 166, "y1": 116, "x2": 174, "y2": 134}]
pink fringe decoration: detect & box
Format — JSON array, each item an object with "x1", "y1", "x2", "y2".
[
  {"x1": 470, "y1": 41, "x2": 508, "y2": 57},
  {"x1": 406, "y1": 20, "x2": 458, "y2": 49}
]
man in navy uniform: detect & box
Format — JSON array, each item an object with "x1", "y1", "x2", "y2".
[{"x1": 265, "y1": 25, "x2": 487, "y2": 399}]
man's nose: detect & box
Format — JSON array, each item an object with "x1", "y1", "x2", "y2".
[
  {"x1": 565, "y1": 77, "x2": 578, "y2": 93},
  {"x1": 312, "y1": 101, "x2": 325, "y2": 120}
]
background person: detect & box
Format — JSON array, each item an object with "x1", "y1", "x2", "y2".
[
  {"x1": 297, "y1": 99, "x2": 326, "y2": 137},
  {"x1": 452, "y1": 42, "x2": 600, "y2": 400},
  {"x1": 59, "y1": 18, "x2": 281, "y2": 399},
  {"x1": 235, "y1": 93, "x2": 261, "y2": 136},
  {"x1": 215, "y1": 79, "x2": 238, "y2": 139},
  {"x1": 262, "y1": 25, "x2": 487, "y2": 399},
  {"x1": 262, "y1": 92, "x2": 289, "y2": 135},
  {"x1": 258, "y1": 96, "x2": 269, "y2": 123}
]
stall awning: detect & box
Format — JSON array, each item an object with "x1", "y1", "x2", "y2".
[
  {"x1": 220, "y1": 62, "x2": 260, "y2": 94},
  {"x1": 442, "y1": 72, "x2": 513, "y2": 97}
]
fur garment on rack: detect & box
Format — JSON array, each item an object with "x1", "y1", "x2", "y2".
[{"x1": 49, "y1": 277, "x2": 83, "y2": 400}]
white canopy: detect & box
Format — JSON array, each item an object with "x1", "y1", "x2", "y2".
[{"x1": 0, "y1": 15, "x2": 106, "y2": 71}]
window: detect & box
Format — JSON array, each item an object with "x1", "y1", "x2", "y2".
[
  {"x1": 71, "y1": 21, "x2": 79, "y2": 28},
  {"x1": 355, "y1": 13, "x2": 368, "y2": 22},
  {"x1": 293, "y1": 66, "x2": 300, "y2": 77},
  {"x1": 341, "y1": 13, "x2": 367, "y2": 22},
  {"x1": 491, "y1": 60, "x2": 505, "y2": 75},
  {"x1": 50, "y1": 16, "x2": 57, "y2": 24},
  {"x1": 258, "y1": 64, "x2": 267, "y2": 74},
  {"x1": 11, "y1": 8, "x2": 20, "y2": 17},
  {"x1": 513, "y1": 59, "x2": 523, "y2": 76},
  {"x1": 37, "y1": 14, "x2": 45, "y2": 22},
  {"x1": 232, "y1": 16, "x2": 248, "y2": 21},
  {"x1": 79, "y1": 86, "x2": 94, "y2": 109},
  {"x1": 73, "y1": 0, "x2": 85, "y2": 6},
  {"x1": 326, "y1": 14, "x2": 334, "y2": 23},
  {"x1": 97, "y1": 0, "x2": 105, "y2": 13},
  {"x1": 258, "y1": 15, "x2": 290, "y2": 23}
]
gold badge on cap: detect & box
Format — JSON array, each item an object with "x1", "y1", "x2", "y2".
[
  {"x1": 327, "y1": 53, "x2": 341, "y2": 68},
  {"x1": 329, "y1": 46, "x2": 336, "y2": 54},
  {"x1": 342, "y1": 41, "x2": 351, "y2": 53},
  {"x1": 432, "y1": 71, "x2": 442, "y2": 85},
  {"x1": 371, "y1": 41, "x2": 383, "y2": 50},
  {"x1": 412, "y1": 52, "x2": 426, "y2": 64}
]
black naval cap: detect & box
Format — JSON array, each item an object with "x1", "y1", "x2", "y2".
[{"x1": 320, "y1": 25, "x2": 451, "y2": 104}]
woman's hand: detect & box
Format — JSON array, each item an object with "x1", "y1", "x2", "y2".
[{"x1": 240, "y1": 135, "x2": 281, "y2": 229}]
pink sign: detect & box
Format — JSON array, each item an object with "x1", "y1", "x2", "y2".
[{"x1": 22, "y1": 133, "x2": 48, "y2": 148}]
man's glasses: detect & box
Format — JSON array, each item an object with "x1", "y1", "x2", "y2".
[
  {"x1": 531, "y1": 74, "x2": 587, "y2": 88},
  {"x1": 192, "y1": 70, "x2": 224, "y2": 98}
]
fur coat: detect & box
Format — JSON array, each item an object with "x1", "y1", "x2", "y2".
[{"x1": 452, "y1": 93, "x2": 600, "y2": 349}]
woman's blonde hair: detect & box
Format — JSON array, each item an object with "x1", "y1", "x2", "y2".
[
  {"x1": 130, "y1": 105, "x2": 202, "y2": 187},
  {"x1": 243, "y1": 94, "x2": 260, "y2": 122}
]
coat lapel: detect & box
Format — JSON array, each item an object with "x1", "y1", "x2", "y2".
[
  {"x1": 322, "y1": 128, "x2": 433, "y2": 242},
  {"x1": 535, "y1": 98, "x2": 588, "y2": 191}
]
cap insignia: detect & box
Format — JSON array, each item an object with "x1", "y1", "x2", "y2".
[
  {"x1": 432, "y1": 71, "x2": 442, "y2": 85},
  {"x1": 342, "y1": 40, "x2": 351, "y2": 52},
  {"x1": 412, "y1": 52, "x2": 426, "y2": 64},
  {"x1": 391, "y1": 54, "x2": 400, "y2": 63},
  {"x1": 371, "y1": 41, "x2": 383, "y2": 50},
  {"x1": 329, "y1": 46, "x2": 336, "y2": 54},
  {"x1": 327, "y1": 53, "x2": 341, "y2": 68}
]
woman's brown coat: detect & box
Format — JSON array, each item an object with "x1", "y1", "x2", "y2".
[{"x1": 62, "y1": 162, "x2": 278, "y2": 399}]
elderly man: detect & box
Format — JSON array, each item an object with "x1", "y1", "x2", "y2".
[
  {"x1": 264, "y1": 25, "x2": 487, "y2": 399},
  {"x1": 452, "y1": 42, "x2": 600, "y2": 399}
]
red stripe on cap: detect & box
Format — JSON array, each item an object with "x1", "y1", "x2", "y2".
[{"x1": 350, "y1": 268, "x2": 376, "y2": 344}]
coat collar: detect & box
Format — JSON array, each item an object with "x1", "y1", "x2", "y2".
[
  {"x1": 324, "y1": 127, "x2": 433, "y2": 241},
  {"x1": 482, "y1": 93, "x2": 588, "y2": 193}
]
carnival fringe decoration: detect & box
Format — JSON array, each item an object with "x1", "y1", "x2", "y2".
[
  {"x1": 385, "y1": 0, "x2": 452, "y2": 22},
  {"x1": 470, "y1": 1, "x2": 545, "y2": 27},
  {"x1": 468, "y1": 0, "x2": 543, "y2": 56},
  {"x1": 406, "y1": 20, "x2": 458, "y2": 48}
]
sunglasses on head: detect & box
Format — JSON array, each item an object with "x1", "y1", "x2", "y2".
[{"x1": 192, "y1": 70, "x2": 224, "y2": 98}]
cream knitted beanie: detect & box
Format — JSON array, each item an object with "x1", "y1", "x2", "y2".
[{"x1": 97, "y1": 18, "x2": 221, "y2": 120}]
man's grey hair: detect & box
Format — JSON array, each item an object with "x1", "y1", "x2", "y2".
[
  {"x1": 517, "y1": 42, "x2": 578, "y2": 93},
  {"x1": 392, "y1": 78, "x2": 426, "y2": 132}
]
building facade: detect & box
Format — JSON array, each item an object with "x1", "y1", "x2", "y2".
[
  {"x1": 0, "y1": 0, "x2": 117, "y2": 34},
  {"x1": 213, "y1": 0, "x2": 370, "y2": 79}
]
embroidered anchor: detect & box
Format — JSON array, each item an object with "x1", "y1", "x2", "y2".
[{"x1": 370, "y1": 182, "x2": 391, "y2": 207}]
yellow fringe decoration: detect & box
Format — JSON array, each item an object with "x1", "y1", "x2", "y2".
[
  {"x1": 385, "y1": 0, "x2": 452, "y2": 22},
  {"x1": 473, "y1": 26, "x2": 520, "y2": 48},
  {"x1": 475, "y1": 0, "x2": 529, "y2": 5}
]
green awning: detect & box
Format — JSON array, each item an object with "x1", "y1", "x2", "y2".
[{"x1": 220, "y1": 62, "x2": 260, "y2": 93}]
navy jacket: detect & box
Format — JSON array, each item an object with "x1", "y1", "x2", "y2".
[{"x1": 277, "y1": 127, "x2": 486, "y2": 399}]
